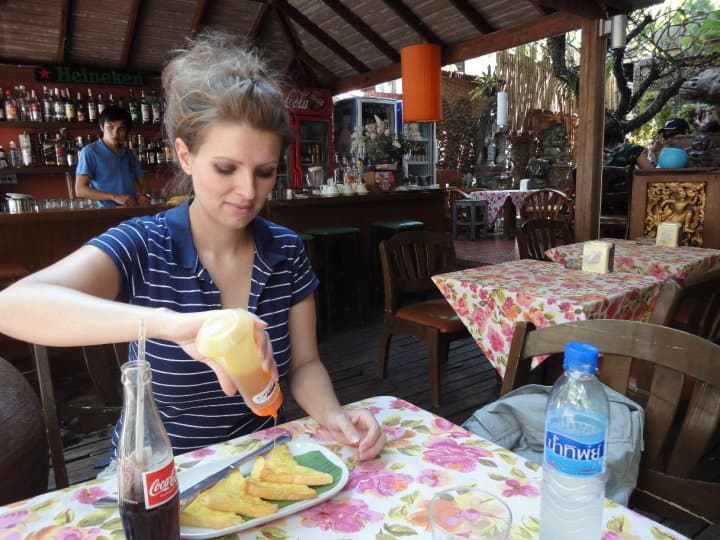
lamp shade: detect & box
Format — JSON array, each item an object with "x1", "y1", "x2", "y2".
[{"x1": 401, "y1": 44, "x2": 442, "y2": 122}]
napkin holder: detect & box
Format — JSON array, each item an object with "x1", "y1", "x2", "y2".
[
  {"x1": 582, "y1": 240, "x2": 615, "y2": 274},
  {"x1": 656, "y1": 221, "x2": 682, "y2": 247}
]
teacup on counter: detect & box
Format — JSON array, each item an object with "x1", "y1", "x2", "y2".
[
  {"x1": 355, "y1": 183, "x2": 369, "y2": 194},
  {"x1": 320, "y1": 184, "x2": 339, "y2": 196},
  {"x1": 338, "y1": 184, "x2": 354, "y2": 195}
]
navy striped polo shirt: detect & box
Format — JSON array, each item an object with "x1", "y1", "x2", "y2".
[{"x1": 87, "y1": 201, "x2": 318, "y2": 457}]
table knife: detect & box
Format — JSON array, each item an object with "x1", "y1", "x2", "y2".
[
  {"x1": 92, "y1": 432, "x2": 291, "y2": 509},
  {"x1": 178, "y1": 432, "x2": 291, "y2": 510}
]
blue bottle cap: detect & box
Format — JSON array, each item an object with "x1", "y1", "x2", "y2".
[{"x1": 564, "y1": 341, "x2": 599, "y2": 373}]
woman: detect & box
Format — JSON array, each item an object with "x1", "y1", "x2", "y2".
[
  {"x1": 0, "y1": 33, "x2": 384, "y2": 463},
  {"x1": 603, "y1": 118, "x2": 653, "y2": 169}
]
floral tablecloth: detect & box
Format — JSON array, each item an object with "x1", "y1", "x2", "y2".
[
  {"x1": 432, "y1": 259, "x2": 664, "y2": 376},
  {"x1": 469, "y1": 190, "x2": 537, "y2": 226},
  {"x1": 0, "y1": 395, "x2": 686, "y2": 540},
  {"x1": 545, "y1": 239, "x2": 720, "y2": 281}
]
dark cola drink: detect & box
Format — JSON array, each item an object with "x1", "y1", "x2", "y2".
[
  {"x1": 118, "y1": 358, "x2": 180, "y2": 539},
  {"x1": 120, "y1": 493, "x2": 180, "y2": 539}
]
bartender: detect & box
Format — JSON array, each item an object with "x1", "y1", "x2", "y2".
[{"x1": 75, "y1": 105, "x2": 148, "y2": 207}]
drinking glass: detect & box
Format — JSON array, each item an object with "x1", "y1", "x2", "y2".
[{"x1": 430, "y1": 487, "x2": 512, "y2": 540}]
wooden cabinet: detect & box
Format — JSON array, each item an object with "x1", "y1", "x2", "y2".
[{"x1": 629, "y1": 168, "x2": 720, "y2": 248}]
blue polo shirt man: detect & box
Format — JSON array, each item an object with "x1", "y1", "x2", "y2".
[{"x1": 75, "y1": 105, "x2": 147, "y2": 208}]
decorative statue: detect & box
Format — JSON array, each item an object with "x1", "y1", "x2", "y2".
[{"x1": 680, "y1": 67, "x2": 720, "y2": 105}]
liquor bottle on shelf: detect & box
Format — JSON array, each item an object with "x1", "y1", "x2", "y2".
[
  {"x1": 107, "y1": 93, "x2": 116, "y2": 108},
  {"x1": 128, "y1": 89, "x2": 139, "y2": 123},
  {"x1": 140, "y1": 90, "x2": 151, "y2": 125},
  {"x1": 41, "y1": 133, "x2": 56, "y2": 167},
  {"x1": 97, "y1": 93, "x2": 106, "y2": 116},
  {"x1": 151, "y1": 90, "x2": 162, "y2": 125},
  {"x1": 118, "y1": 94, "x2": 125, "y2": 111},
  {"x1": 16, "y1": 86, "x2": 29, "y2": 122},
  {"x1": 42, "y1": 86, "x2": 53, "y2": 122},
  {"x1": 0, "y1": 88, "x2": 5, "y2": 121},
  {"x1": 75, "y1": 92, "x2": 87, "y2": 123},
  {"x1": 0, "y1": 146, "x2": 7, "y2": 168},
  {"x1": 7, "y1": 141, "x2": 21, "y2": 168},
  {"x1": 87, "y1": 89, "x2": 98, "y2": 123},
  {"x1": 29, "y1": 90, "x2": 42, "y2": 122},
  {"x1": 64, "y1": 88, "x2": 75, "y2": 122},
  {"x1": 4, "y1": 90, "x2": 18, "y2": 121},
  {"x1": 53, "y1": 88, "x2": 64, "y2": 122}
]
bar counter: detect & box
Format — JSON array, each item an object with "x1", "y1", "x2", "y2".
[{"x1": 0, "y1": 190, "x2": 446, "y2": 283}]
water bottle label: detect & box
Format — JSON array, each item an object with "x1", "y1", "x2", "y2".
[{"x1": 545, "y1": 412, "x2": 606, "y2": 477}]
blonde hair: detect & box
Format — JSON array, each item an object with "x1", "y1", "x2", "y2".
[{"x1": 162, "y1": 32, "x2": 291, "y2": 195}]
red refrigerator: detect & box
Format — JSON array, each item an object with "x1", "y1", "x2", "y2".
[{"x1": 285, "y1": 87, "x2": 334, "y2": 189}]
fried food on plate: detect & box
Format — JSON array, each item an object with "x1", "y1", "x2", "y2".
[
  {"x1": 180, "y1": 497, "x2": 245, "y2": 529},
  {"x1": 245, "y1": 476, "x2": 318, "y2": 501},
  {"x1": 251, "y1": 444, "x2": 333, "y2": 486},
  {"x1": 199, "y1": 469, "x2": 277, "y2": 518}
]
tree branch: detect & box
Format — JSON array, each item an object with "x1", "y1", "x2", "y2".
[
  {"x1": 547, "y1": 34, "x2": 579, "y2": 96},
  {"x1": 624, "y1": 77, "x2": 687, "y2": 132}
]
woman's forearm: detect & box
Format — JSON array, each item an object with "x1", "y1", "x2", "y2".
[
  {"x1": 0, "y1": 282, "x2": 177, "y2": 346},
  {"x1": 288, "y1": 359, "x2": 342, "y2": 424}
]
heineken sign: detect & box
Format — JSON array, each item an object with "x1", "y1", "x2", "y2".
[{"x1": 35, "y1": 65, "x2": 145, "y2": 86}]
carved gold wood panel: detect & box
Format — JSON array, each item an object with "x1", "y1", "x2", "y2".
[{"x1": 644, "y1": 181, "x2": 706, "y2": 246}]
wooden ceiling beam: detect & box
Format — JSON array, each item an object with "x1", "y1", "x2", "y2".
[
  {"x1": 188, "y1": 0, "x2": 208, "y2": 39},
  {"x1": 447, "y1": 0, "x2": 495, "y2": 34},
  {"x1": 534, "y1": 1, "x2": 606, "y2": 18},
  {"x1": 274, "y1": 3, "x2": 300, "y2": 53},
  {"x1": 277, "y1": 0, "x2": 369, "y2": 73},
  {"x1": 119, "y1": 0, "x2": 141, "y2": 68},
  {"x1": 335, "y1": 12, "x2": 584, "y2": 94},
  {"x1": 297, "y1": 49, "x2": 337, "y2": 83},
  {"x1": 56, "y1": 0, "x2": 71, "y2": 63},
  {"x1": 321, "y1": 0, "x2": 400, "y2": 62},
  {"x1": 381, "y1": 0, "x2": 443, "y2": 45},
  {"x1": 529, "y1": 1, "x2": 555, "y2": 16}
]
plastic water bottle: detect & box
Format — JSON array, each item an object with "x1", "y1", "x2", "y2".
[{"x1": 540, "y1": 342, "x2": 609, "y2": 540}]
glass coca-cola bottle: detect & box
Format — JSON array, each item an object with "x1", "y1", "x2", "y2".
[{"x1": 117, "y1": 360, "x2": 179, "y2": 539}]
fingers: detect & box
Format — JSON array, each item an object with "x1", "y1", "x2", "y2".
[{"x1": 202, "y1": 358, "x2": 238, "y2": 396}]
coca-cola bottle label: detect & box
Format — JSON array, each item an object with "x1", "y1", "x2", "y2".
[{"x1": 143, "y1": 459, "x2": 178, "y2": 509}]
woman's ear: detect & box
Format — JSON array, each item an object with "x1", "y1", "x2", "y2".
[{"x1": 175, "y1": 138, "x2": 192, "y2": 175}]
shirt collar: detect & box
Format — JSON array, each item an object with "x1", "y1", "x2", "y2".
[{"x1": 166, "y1": 201, "x2": 287, "y2": 271}]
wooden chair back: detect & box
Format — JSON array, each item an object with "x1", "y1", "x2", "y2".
[
  {"x1": 600, "y1": 166, "x2": 633, "y2": 238},
  {"x1": 380, "y1": 230, "x2": 458, "y2": 312},
  {"x1": 516, "y1": 218, "x2": 574, "y2": 260},
  {"x1": 649, "y1": 268, "x2": 720, "y2": 342},
  {"x1": 502, "y1": 319, "x2": 720, "y2": 523},
  {"x1": 519, "y1": 188, "x2": 572, "y2": 222}
]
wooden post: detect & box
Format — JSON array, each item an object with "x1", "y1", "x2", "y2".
[{"x1": 574, "y1": 18, "x2": 607, "y2": 241}]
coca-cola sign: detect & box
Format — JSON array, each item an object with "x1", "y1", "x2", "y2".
[
  {"x1": 285, "y1": 88, "x2": 331, "y2": 114},
  {"x1": 143, "y1": 459, "x2": 178, "y2": 509}
]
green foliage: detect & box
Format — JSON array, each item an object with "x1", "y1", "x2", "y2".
[{"x1": 470, "y1": 66, "x2": 506, "y2": 100}]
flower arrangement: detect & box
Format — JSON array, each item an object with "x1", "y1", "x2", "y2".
[
  {"x1": 350, "y1": 115, "x2": 424, "y2": 168},
  {"x1": 351, "y1": 115, "x2": 403, "y2": 165}
]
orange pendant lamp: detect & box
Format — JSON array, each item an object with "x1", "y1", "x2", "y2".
[{"x1": 401, "y1": 43, "x2": 442, "y2": 122}]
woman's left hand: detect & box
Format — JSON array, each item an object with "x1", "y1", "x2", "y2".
[{"x1": 322, "y1": 407, "x2": 386, "y2": 461}]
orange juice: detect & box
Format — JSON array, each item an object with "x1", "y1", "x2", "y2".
[{"x1": 195, "y1": 310, "x2": 282, "y2": 418}]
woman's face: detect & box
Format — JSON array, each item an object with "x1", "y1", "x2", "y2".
[{"x1": 176, "y1": 121, "x2": 281, "y2": 229}]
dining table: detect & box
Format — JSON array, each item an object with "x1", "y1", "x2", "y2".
[
  {"x1": 432, "y1": 259, "x2": 664, "y2": 377},
  {"x1": 545, "y1": 238, "x2": 720, "y2": 281},
  {"x1": 0, "y1": 395, "x2": 687, "y2": 540},
  {"x1": 468, "y1": 189, "x2": 538, "y2": 239}
]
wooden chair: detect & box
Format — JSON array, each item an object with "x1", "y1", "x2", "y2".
[
  {"x1": 518, "y1": 188, "x2": 572, "y2": 222},
  {"x1": 34, "y1": 342, "x2": 125, "y2": 488},
  {"x1": 502, "y1": 319, "x2": 720, "y2": 524},
  {"x1": 600, "y1": 165, "x2": 633, "y2": 239},
  {"x1": 378, "y1": 230, "x2": 470, "y2": 407},
  {"x1": 649, "y1": 268, "x2": 720, "y2": 342},
  {"x1": 0, "y1": 354, "x2": 48, "y2": 504},
  {"x1": 516, "y1": 218, "x2": 574, "y2": 261}
]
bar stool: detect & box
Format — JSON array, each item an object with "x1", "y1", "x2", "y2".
[
  {"x1": 371, "y1": 220, "x2": 425, "y2": 298},
  {"x1": 452, "y1": 198, "x2": 488, "y2": 240},
  {"x1": 301, "y1": 226, "x2": 363, "y2": 333}
]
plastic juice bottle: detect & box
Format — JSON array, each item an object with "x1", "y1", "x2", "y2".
[{"x1": 195, "y1": 310, "x2": 281, "y2": 418}]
